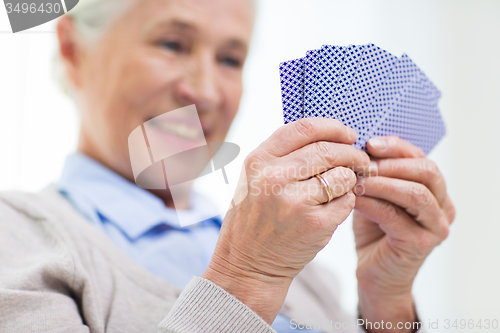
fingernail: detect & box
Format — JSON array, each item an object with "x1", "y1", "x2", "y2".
[
  {"x1": 369, "y1": 137, "x2": 387, "y2": 151},
  {"x1": 367, "y1": 161, "x2": 378, "y2": 175},
  {"x1": 348, "y1": 127, "x2": 357, "y2": 141}
]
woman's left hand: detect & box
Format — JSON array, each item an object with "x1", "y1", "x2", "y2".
[{"x1": 353, "y1": 136, "x2": 456, "y2": 333}]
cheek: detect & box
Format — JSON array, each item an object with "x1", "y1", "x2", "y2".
[
  {"x1": 217, "y1": 83, "x2": 241, "y2": 137},
  {"x1": 221, "y1": 74, "x2": 243, "y2": 120},
  {"x1": 119, "y1": 50, "x2": 183, "y2": 106}
]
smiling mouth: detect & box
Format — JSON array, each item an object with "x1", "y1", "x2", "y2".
[{"x1": 150, "y1": 119, "x2": 205, "y2": 141}]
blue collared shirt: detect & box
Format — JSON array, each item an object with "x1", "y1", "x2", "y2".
[{"x1": 57, "y1": 152, "x2": 321, "y2": 332}]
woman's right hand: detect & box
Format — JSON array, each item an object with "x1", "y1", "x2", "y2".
[{"x1": 202, "y1": 118, "x2": 370, "y2": 324}]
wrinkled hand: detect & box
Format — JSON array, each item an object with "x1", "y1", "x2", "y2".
[
  {"x1": 202, "y1": 118, "x2": 370, "y2": 324},
  {"x1": 354, "y1": 136, "x2": 456, "y2": 332}
]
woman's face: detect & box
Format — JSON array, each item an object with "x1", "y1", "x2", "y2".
[{"x1": 64, "y1": 0, "x2": 253, "y2": 183}]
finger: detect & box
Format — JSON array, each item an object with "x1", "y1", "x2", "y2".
[
  {"x1": 355, "y1": 196, "x2": 449, "y2": 250},
  {"x1": 366, "y1": 136, "x2": 425, "y2": 159},
  {"x1": 259, "y1": 118, "x2": 358, "y2": 157},
  {"x1": 371, "y1": 158, "x2": 448, "y2": 207},
  {"x1": 299, "y1": 167, "x2": 357, "y2": 205},
  {"x1": 352, "y1": 210, "x2": 386, "y2": 250},
  {"x1": 354, "y1": 196, "x2": 422, "y2": 238},
  {"x1": 442, "y1": 197, "x2": 456, "y2": 225},
  {"x1": 358, "y1": 176, "x2": 448, "y2": 235},
  {"x1": 312, "y1": 191, "x2": 357, "y2": 232},
  {"x1": 281, "y1": 142, "x2": 370, "y2": 180}
]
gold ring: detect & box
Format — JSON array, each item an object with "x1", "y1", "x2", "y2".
[{"x1": 315, "y1": 174, "x2": 334, "y2": 204}]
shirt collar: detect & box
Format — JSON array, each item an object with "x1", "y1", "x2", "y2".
[{"x1": 57, "y1": 152, "x2": 222, "y2": 240}]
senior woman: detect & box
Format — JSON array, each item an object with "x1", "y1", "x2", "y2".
[{"x1": 0, "y1": 0, "x2": 455, "y2": 332}]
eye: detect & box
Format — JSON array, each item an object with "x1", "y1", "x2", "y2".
[
  {"x1": 159, "y1": 40, "x2": 185, "y2": 53},
  {"x1": 218, "y1": 56, "x2": 242, "y2": 68}
]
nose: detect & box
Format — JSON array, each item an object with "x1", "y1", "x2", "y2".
[{"x1": 175, "y1": 51, "x2": 221, "y2": 113}]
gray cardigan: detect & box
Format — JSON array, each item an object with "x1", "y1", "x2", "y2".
[{"x1": 0, "y1": 186, "x2": 355, "y2": 333}]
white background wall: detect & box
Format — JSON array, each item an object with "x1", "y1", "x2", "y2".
[{"x1": 1, "y1": 1, "x2": 499, "y2": 331}]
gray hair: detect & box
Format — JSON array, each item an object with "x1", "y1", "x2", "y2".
[{"x1": 54, "y1": 0, "x2": 134, "y2": 95}]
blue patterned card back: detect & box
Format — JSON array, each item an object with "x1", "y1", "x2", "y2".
[
  {"x1": 312, "y1": 45, "x2": 346, "y2": 119},
  {"x1": 279, "y1": 58, "x2": 304, "y2": 124},
  {"x1": 371, "y1": 56, "x2": 445, "y2": 154},
  {"x1": 303, "y1": 49, "x2": 321, "y2": 118},
  {"x1": 279, "y1": 45, "x2": 446, "y2": 154},
  {"x1": 330, "y1": 45, "x2": 366, "y2": 119},
  {"x1": 339, "y1": 44, "x2": 399, "y2": 149}
]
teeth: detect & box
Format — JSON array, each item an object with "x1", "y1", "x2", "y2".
[{"x1": 155, "y1": 121, "x2": 202, "y2": 140}]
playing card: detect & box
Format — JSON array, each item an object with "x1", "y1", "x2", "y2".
[
  {"x1": 371, "y1": 58, "x2": 445, "y2": 154},
  {"x1": 279, "y1": 58, "x2": 305, "y2": 124},
  {"x1": 334, "y1": 45, "x2": 372, "y2": 146},
  {"x1": 278, "y1": 45, "x2": 446, "y2": 154},
  {"x1": 365, "y1": 54, "x2": 421, "y2": 146},
  {"x1": 339, "y1": 44, "x2": 399, "y2": 149},
  {"x1": 311, "y1": 45, "x2": 346, "y2": 119},
  {"x1": 303, "y1": 49, "x2": 321, "y2": 118},
  {"x1": 329, "y1": 45, "x2": 367, "y2": 120},
  {"x1": 332, "y1": 44, "x2": 389, "y2": 149}
]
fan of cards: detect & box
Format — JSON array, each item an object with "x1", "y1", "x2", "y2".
[{"x1": 279, "y1": 44, "x2": 446, "y2": 154}]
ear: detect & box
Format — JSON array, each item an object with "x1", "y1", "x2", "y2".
[{"x1": 56, "y1": 16, "x2": 83, "y2": 90}]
